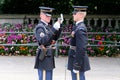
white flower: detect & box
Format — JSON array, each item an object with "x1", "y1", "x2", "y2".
[
  {"x1": 15, "y1": 51, "x2": 20, "y2": 53},
  {"x1": 117, "y1": 48, "x2": 119, "y2": 51},
  {"x1": 12, "y1": 41, "x2": 15, "y2": 44},
  {"x1": 106, "y1": 50, "x2": 109, "y2": 53},
  {"x1": 21, "y1": 40, "x2": 24, "y2": 43},
  {"x1": 10, "y1": 47, "x2": 14, "y2": 50}
]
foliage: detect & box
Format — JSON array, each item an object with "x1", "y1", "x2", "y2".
[{"x1": 0, "y1": 0, "x2": 120, "y2": 14}]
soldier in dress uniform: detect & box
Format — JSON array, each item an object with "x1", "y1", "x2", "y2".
[
  {"x1": 67, "y1": 6, "x2": 91, "y2": 80},
  {"x1": 34, "y1": 6, "x2": 62, "y2": 80}
]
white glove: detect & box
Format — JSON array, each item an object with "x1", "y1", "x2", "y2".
[
  {"x1": 58, "y1": 14, "x2": 64, "y2": 24},
  {"x1": 53, "y1": 21, "x2": 60, "y2": 30},
  {"x1": 60, "y1": 14, "x2": 64, "y2": 23},
  {"x1": 73, "y1": 69, "x2": 79, "y2": 73}
]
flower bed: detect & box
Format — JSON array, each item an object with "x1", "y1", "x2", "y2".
[
  {"x1": 0, "y1": 23, "x2": 37, "y2": 56},
  {"x1": 0, "y1": 23, "x2": 120, "y2": 57}
]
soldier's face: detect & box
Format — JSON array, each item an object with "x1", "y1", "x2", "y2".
[
  {"x1": 73, "y1": 12, "x2": 83, "y2": 22},
  {"x1": 73, "y1": 12, "x2": 79, "y2": 21},
  {"x1": 45, "y1": 15, "x2": 51, "y2": 23},
  {"x1": 40, "y1": 12, "x2": 51, "y2": 23}
]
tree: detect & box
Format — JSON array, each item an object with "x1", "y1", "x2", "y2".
[
  {"x1": 1, "y1": 0, "x2": 40, "y2": 14},
  {"x1": 1, "y1": 0, "x2": 120, "y2": 14}
]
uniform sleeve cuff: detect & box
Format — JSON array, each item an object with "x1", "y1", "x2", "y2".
[{"x1": 50, "y1": 27, "x2": 58, "y2": 35}]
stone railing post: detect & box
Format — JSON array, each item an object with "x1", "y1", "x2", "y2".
[
  {"x1": 101, "y1": 18, "x2": 106, "y2": 28},
  {"x1": 115, "y1": 19, "x2": 119, "y2": 29},
  {"x1": 32, "y1": 19, "x2": 36, "y2": 24},
  {"x1": 65, "y1": 19, "x2": 70, "y2": 25},
  {"x1": 108, "y1": 18, "x2": 112, "y2": 27},
  {"x1": 86, "y1": 18, "x2": 91, "y2": 26},
  {"x1": 94, "y1": 18, "x2": 98, "y2": 26}
]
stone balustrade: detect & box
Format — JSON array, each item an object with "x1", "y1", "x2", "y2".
[{"x1": 0, "y1": 14, "x2": 120, "y2": 30}]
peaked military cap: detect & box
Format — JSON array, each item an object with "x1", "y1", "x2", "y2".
[
  {"x1": 39, "y1": 6, "x2": 54, "y2": 16},
  {"x1": 72, "y1": 6, "x2": 88, "y2": 14}
]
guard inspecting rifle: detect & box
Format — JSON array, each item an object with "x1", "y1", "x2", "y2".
[{"x1": 34, "y1": 6, "x2": 63, "y2": 80}]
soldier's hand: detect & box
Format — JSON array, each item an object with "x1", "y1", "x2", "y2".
[
  {"x1": 73, "y1": 69, "x2": 79, "y2": 73},
  {"x1": 57, "y1": 14, "x2": 64, "y2": 24},
  {"x1": 53, "y1": 21, "x2": 60, "y2": 30},
  {"x1": 51, "y1": 40, "x2": 56, "y2": 44},
  {"x1": 71, "y1": 31, "x2": 75, "y2": 37},
  {"x1": 40, "y1": 45, "x2": 46, "y2": 50}
]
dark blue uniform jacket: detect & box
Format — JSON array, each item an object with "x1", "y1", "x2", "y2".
[
  {"x1": 68, "y1": 22, "x2": 90, "y2": 72},
  {"x1": 34, "y1": 21, "x2": 61, "y2": 70}
]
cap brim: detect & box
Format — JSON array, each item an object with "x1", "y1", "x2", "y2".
[
  {"x1": 72, "y1": 11, "x2": 78, "y2": 14},
  {"x1": 45, "y1": 13, "x2": 52, "y2": 17},
  {"x1": 42, "y1": 12, "x2": 52, "y2": 17}
]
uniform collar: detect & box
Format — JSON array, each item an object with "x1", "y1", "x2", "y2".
[
  {"x1": 76, "y1": 20, "x2": 84, "y2": 26},
  {"x1": 40, "y1": 19, "x2": 48, "y2": 26}
]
